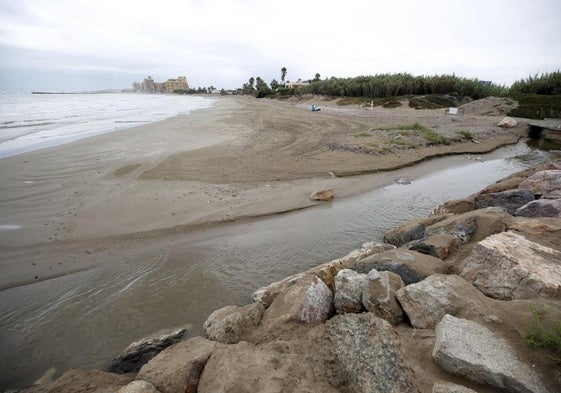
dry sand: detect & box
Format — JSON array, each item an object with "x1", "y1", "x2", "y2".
[{"x1": 0, "y1": 95, "x2": 521, "y2": 291}]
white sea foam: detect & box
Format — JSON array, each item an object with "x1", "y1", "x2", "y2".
[
  {"x1": 0, "y1": 92, "x2": 215, "y2": 158},
  {"x1": 0, "y1": 225, "x2": 22, "y2": 230}
]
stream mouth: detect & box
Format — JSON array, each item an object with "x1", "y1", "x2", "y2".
[{"x1": 1, "y1": 140, "x2": 560, "y2": 390}]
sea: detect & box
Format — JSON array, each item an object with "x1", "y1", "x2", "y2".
[{"x1": 0, "y1": 92, "x2": 215, "y2": 158}]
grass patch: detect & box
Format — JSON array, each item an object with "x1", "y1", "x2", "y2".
[
  {"x1": 507, "y1": 94, "x2": 561, "y2": 119},
  {"x1": 373, "y1": 122, "x2": 431, "y2": 132},
  {"x1": 386, "y1": 138, "x2": 418, "y2": 148},
  {"x1": 457, "y1": 130, "x2": 474, "y2": 140},
  {"x1": 523, "y1": 305, "x2": 561, "y2": 363},
  {"x1": 354, "y1": 132, "x2": 371, "y2": 137},
  {"x1": 421, "y1": 130, "x2": 451, "y2": 145}
]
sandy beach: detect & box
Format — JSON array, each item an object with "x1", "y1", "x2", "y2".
[{"x1": 0, "y1": 95, "x2": 521, "y2": 291}]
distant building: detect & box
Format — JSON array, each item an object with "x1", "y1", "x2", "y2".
[
  {"x1": 165, "y1": 76, "x2": 189, "y2": 93},
  {"x1": 132, "y1": 75, "x2": 189, "y2": 93},
  {"x1": 285, "y1": 78, "x2": 309, "y2": 89}
]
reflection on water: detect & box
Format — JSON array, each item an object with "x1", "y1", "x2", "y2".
[{"x1": 1, "y1": 141, "x2": 560, "y2": 389}]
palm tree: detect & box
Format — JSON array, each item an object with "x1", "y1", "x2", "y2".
[
  {"x1": 281, "y1": 67, "x2": 287, "y2": 83},
  {"x1": 314, "y1": 73, "x2": 321, "y2": 82}
]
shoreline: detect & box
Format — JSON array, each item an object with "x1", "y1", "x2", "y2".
[{"x1": 0, "y1": 95, "x2": 525, "y2": 290}]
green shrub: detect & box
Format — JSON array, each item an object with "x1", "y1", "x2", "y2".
[
  {"x1": 507, "y1": 94, "x2": 561, "y2": 120},
  {"x1": 422, "y1": 130, "x2": 451, "y2": 145},
  {"x1": 457, "y1": 130, "x2": 474, "y2": 140},
  {"x1": 523, "y1": 305, "x2": 561, "y2": 363},
  {"x1": 372, "y1": 122, "x2": 431, "y2": 132}
]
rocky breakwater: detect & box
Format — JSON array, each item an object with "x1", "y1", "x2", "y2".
[{"x1": 19, "y1": 161, "x2": 561, "y2": 393}]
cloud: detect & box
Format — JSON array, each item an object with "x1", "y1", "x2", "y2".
[{"x1": 0, "y1": 0, "x2": 560, "y2": 91}]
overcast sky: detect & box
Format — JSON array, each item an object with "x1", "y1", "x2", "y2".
[{"x1": 1, "y1": 0, "x2": 560, "y2": 92}]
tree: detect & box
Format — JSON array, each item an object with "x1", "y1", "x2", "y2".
[
  {"x1": 270, "y1": 79, "x2": 279, "y2": 91},
  {"x1": 249, "y1": 77, "x2": 255, "y2": 90},
  {"x1": 314, "y1": 73, "x2": 321, "y2": 82},
  {"x1": 255, "y1": 77, "x2": 268, "y2": 91},
  {"x1": 281, "y1": 67, "x2": 287, "y2": 83}
]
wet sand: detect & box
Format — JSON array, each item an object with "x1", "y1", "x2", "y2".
[{"x1": 0, "y1": 95, "x2": 521, "y2": 291}]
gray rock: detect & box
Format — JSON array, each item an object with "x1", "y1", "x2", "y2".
[
  {"x1": 203, "y1": 302, "x2": 264, "y2": 344},
  {"x1": 515, "y1": 198, "x2": 561, "y2": 218},
  {"x1": 384, "y1": 215, "x2": 451, "y2": 247},
  {"x1": 461, "y1": 231, "x2": 561, "y2": 299},
  {"x1": 433, "y1": 315, "x2": 547, "y2": 393},
  {"x1": 474, "y1": 189, "x2": 535, "y2": 214},
  {"x1": 324, "y1": 313, "x2": 419, "y2": 392},
  {"x1": 518, "y1": 170, "x2": 561, "y2": 196},
  {"x1": 137, "y1": 336, "x2": 220, "y2": 393},
  {"x1": 362, "y1": 269, "x2": 404, "y2": 325},
  {"x1": 261, "y1": 274, "x2": 333, "y2": 327},
  {"x1": 396, "y1": 275, "x2": 486, "y2": 329},
  {"x1": 432, "y1": 381, "x2": 479, "y2": 393},
  {"x1": 109, "y1": 326, "x2": 188, "y2": 374},
  {"x1": 334, "y1": 269, "x2": 367, "y2": 314},
  {"x1": 117, "y1": 380, "x2": 160, "y2": 393},
  {"x1": 408, "y1": 234, "x2": 459, "y2": 259},
  {"x1": 355, "y1": 249, "x2": 445, "y2": 285}
]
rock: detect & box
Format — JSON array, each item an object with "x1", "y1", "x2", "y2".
[
  {"x1": 384, "y1": 214, "x2": 450, "y2": 246},
  {"x1": 203, "y1": 302, "x2": 264, "y2": 344},
  {"x1": 545, "y1": 189, "x2": 561, "y2": 199},
  {"x1": 433, "y1": 315, "x2": 547, "y2": 393},
  {"x1": 37, "y1": 369, "x2": 133, "y2": 393},
  {"x1": 309, "y1": 188, "x2": 334, "y2": 201},
  {"x1": 197, "y1": 340, "x2": 339, "y2": 393},
  {"x1": 354, "y1": 249, "x2": 445, "y2": 285},
  {"x1": 334, "y1": 269, "x2": 367, "y2": 314},
  {"x1": 474, "y1": 189, "x2": 535, "y2": 214},
  {"x1": 395, "y1": 177, "x2": 411, "y2": 185},
  {"x1": 137, "y1": 336, "x2": 220, "y2": 393},
  {"x1": 424, "y1": 207, "x2": 511, "y2": 244},
  {"x1": 432, "y1": 381, "x2": 479, "y2": 393},
  {"x1": 396, "y1": 274, "x2": 487, "y2": 329},
  {"x1": 261, "y1": 274, "x2": 333, "y2": 327},
  {"x1": 109, "y1": 326, "x2": 188, "y2": 374},
  {"x1": 461, "y1": 231, "x2": 561, "y2": 299},
  {"x1": 408, "y1": 234, "x2": 459, "y2": 259},
  {"x1": 515, "y1": 198, "x2": 561, "y2": 218},
  {"x1": 518, "y1": 170, "x2": 561, "y2": 196},
  {"x1": 117, "y1": 380, "x2": 160, "y2": 393},
  {"x1": 323, "y1": 313, "x2": 419, "y2": 392},
  {"x1": 430, "y1": 197, "x2": 475, "y2": 216},
  {"x1": 497, "y1": 116, "x2": 518, "y2": 128},
  {"x1": 362, "y1": 269, "x2": 404, "y2": 325},
  {"x1": 252, "y1": 242, "x2": 394, "y2": 306},
  {"x1": 506, "y1": 216, "x2": 561, "y2": 235}
]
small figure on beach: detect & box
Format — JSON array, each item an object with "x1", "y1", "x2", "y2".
[{"x1": 311, "y1": 104, "x2": 321, "y2": 112}]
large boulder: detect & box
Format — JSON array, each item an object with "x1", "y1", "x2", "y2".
[
  {"x1": 252, "y1": 242, "x2": 394, "y2": 306},
  {"x1": 461, "y1": 231, "x2": 561, "y2": 299},
  {"x1": 424, "y1": 207, "x2": 511, "y2": 244},
  {"x1": 515, "y1": 198, "x2": 561, "y2": 218},
  {"x1": 260, "y1": 274, "x2": 333, "y2": 327},
  {"x1": 408, "y1": 234, "x2": 459, "y2": 259},
  {"x1": 117, "y1": 380, "x2": 160, "y2": 393},
  {"x1": 474, "y1": 189, "x2": 535, "y2": 214},
  {"x1": 396, "y1": 274, "x2": 488, "y2": 329},
  {"x1": 433, "y1": 315, "x2": 547, "y2": 393},
  {"x1": 197, "y1": 340, "x2": 339, "y2": 393},
  {"x1": 334, "y1": 269, "x2": 367, "y2": 314},
  {"x1": 323, "y1": 313, "x2": 419, "y2": 392},
  {"x1": 430, "y1": 197, "x2": 475, "y2": 216},
  {"x1": 383, "y1": 214, "x2": 450, "y2": 246},
  {"x1": 137, "y1": 336, "x2": 220, "y2": 393},
  {"x1": 354, "y1": 249, "x2": 445, "y2": 285},
  {"x1": 518, "y1": 170, "x2": 561, "y2": 196},
  {"x1": 362, "y1": 269, "x2": 404, "y2": 325},
  {"x1": 109, "y1": 326, "x2": 188, "y2": 374},
  {"x1": 203, "y1": 302, "x2": 264, "y2": 344},
  {"x1": 432, "y1": 381, "x2": 479, "y2": 393}
]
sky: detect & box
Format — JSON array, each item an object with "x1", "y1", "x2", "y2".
[{"x1": 0, "y1": 0, "x2": 560, "y2": 92}]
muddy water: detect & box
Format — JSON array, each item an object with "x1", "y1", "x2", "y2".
[{"x1": 1, "y1": 141, "x2": 560, "y2": 389}]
